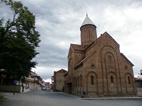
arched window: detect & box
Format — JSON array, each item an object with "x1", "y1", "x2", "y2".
[
  {"x1": 91, "y1": 76, "x2": 94, "y2": 85},
  {"x1": 108, "y1": 55, "x2": 112, "y2": 67},
  {"x1": 110, "y1": 76, "x2": 114, "y2": 83},
  {"x1": 128, "y1": 76, "x2": 131, "y2": 84}
]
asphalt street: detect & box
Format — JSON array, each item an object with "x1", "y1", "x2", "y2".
[{"x1": 0, "y1": 90, "x2": 142, "y2": 106}]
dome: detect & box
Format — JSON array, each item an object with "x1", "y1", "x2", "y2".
[{"x1": 81, "y1": 14, "x2": 95, "y2": 27}]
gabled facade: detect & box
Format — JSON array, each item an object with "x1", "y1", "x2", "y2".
[
  {"x1": 53, "y1": 69, "x2": 67, "y2": 92},
  {"x1": 65, "y1": 14, "x2": 137, "y2": 97}
]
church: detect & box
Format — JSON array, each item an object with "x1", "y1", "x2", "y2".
[{"x1": 64, "y1": 14, "x2": 137, "y2": 97}]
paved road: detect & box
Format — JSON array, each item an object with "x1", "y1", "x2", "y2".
[{"x1": 0, "y1": 90, "x2": 142, "y2": 106}]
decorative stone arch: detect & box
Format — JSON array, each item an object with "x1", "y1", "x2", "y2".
[
  {"x1": 107, "y1": 72, "x2": 118, "y2": 95},
  {"x1": 87, "y1": 71, "x2": 98, "y2": 96},
  {"x1": 124, "y1": 73, "x2": 135, "y2": 94},
  {"x1": 100, "y1": 45, "x2": 120, "y2": 95}
]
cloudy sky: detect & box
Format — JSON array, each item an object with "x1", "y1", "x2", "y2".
[{"x1": 1, "y1": 0, "x2": 142, "y2": 82}]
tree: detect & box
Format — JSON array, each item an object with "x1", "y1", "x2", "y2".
[{"x1": 0, "y1": 0, "x2": 40, "y2": 84}]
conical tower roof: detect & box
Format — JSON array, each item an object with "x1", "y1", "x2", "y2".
[{"x1": 81, "y1": 14, "x2": 95, "y2": 27}]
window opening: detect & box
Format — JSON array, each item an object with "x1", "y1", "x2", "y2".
[
  {"x1": 110, "y1": 76, "x2": 114, "y2": 83},
  {"x1": 128, "y1": 76, "x2": 131, "y2": 84},
  {"x1": 91, "y1": 76, "x2": 94, "y2": 85}
]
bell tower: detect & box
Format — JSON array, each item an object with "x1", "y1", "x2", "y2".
[{"x1": 80, "y1": 14, "x2": 97, "y2": 47}]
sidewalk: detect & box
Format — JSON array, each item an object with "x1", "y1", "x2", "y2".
[
  {"x1": 0, "y1": 92, "x2": 17, "y2": 99},
  {"x1": 82, "y1": 96, "x2": 142, "y2": 100},
  {"x1": 0, "y1": 91, "x2": 29, "y2": 99},
  {"x1": 60, "y1": 92, "x2": 142, "y2": 100}
]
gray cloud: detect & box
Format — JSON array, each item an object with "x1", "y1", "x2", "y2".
[{"x1": 1, "y1": 0, "x2": 142, "y2": 80}]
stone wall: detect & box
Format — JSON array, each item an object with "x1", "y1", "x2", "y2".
[{"x1": 0, "y1": 85, "x2": 21, "y2": 93}]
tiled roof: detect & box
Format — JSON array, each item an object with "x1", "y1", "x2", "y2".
[{"x1": 71, "y1": 44, "x2": 84, "y2": 51}]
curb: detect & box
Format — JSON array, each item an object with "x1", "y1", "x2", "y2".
[{"x1": 82, "y1": 97, "x2": 142, "y2": 100}]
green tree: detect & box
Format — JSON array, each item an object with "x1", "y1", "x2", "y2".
[{"x1": 0, "y1": 0, "x2": 40, "y2": 84}]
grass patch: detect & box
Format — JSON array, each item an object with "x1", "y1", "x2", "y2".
[{"x1": 0, "y1": 95, "x2": 4, "y2": 99}]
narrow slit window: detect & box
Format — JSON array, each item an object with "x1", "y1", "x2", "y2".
[
  {"x1": 128, "y1": 76, "x2": 131, "y2": 84},
  {"x1": 110, "y1": 76, "x2": 114, "y2": 83},
  {"x1": 91, "y1": 76, "x2": 94, "y2": 85}
]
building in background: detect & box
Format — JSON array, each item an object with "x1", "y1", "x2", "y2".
[
  {"x1": 64, "y1": 14, "x2": 137, "y2": 97},
  {"x1": 25, "y1": 71, "x2": 45, "y2": 90},
  {"x1": 135, "y1": 70, "x2": 142, "y2": 96},
  {"x1": 44, "y1": 82, "x2": 52, "y2": 90},
  {"x1": 0, "y1": 71, "x2": 45, "y2": 92},
  {"x1": 52, "y1": 69, "x2": 67, "y2": 92}
]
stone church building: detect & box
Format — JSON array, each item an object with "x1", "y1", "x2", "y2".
[{"x1": 64, "y1": 14, "x2": 137, "y2": 97}]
